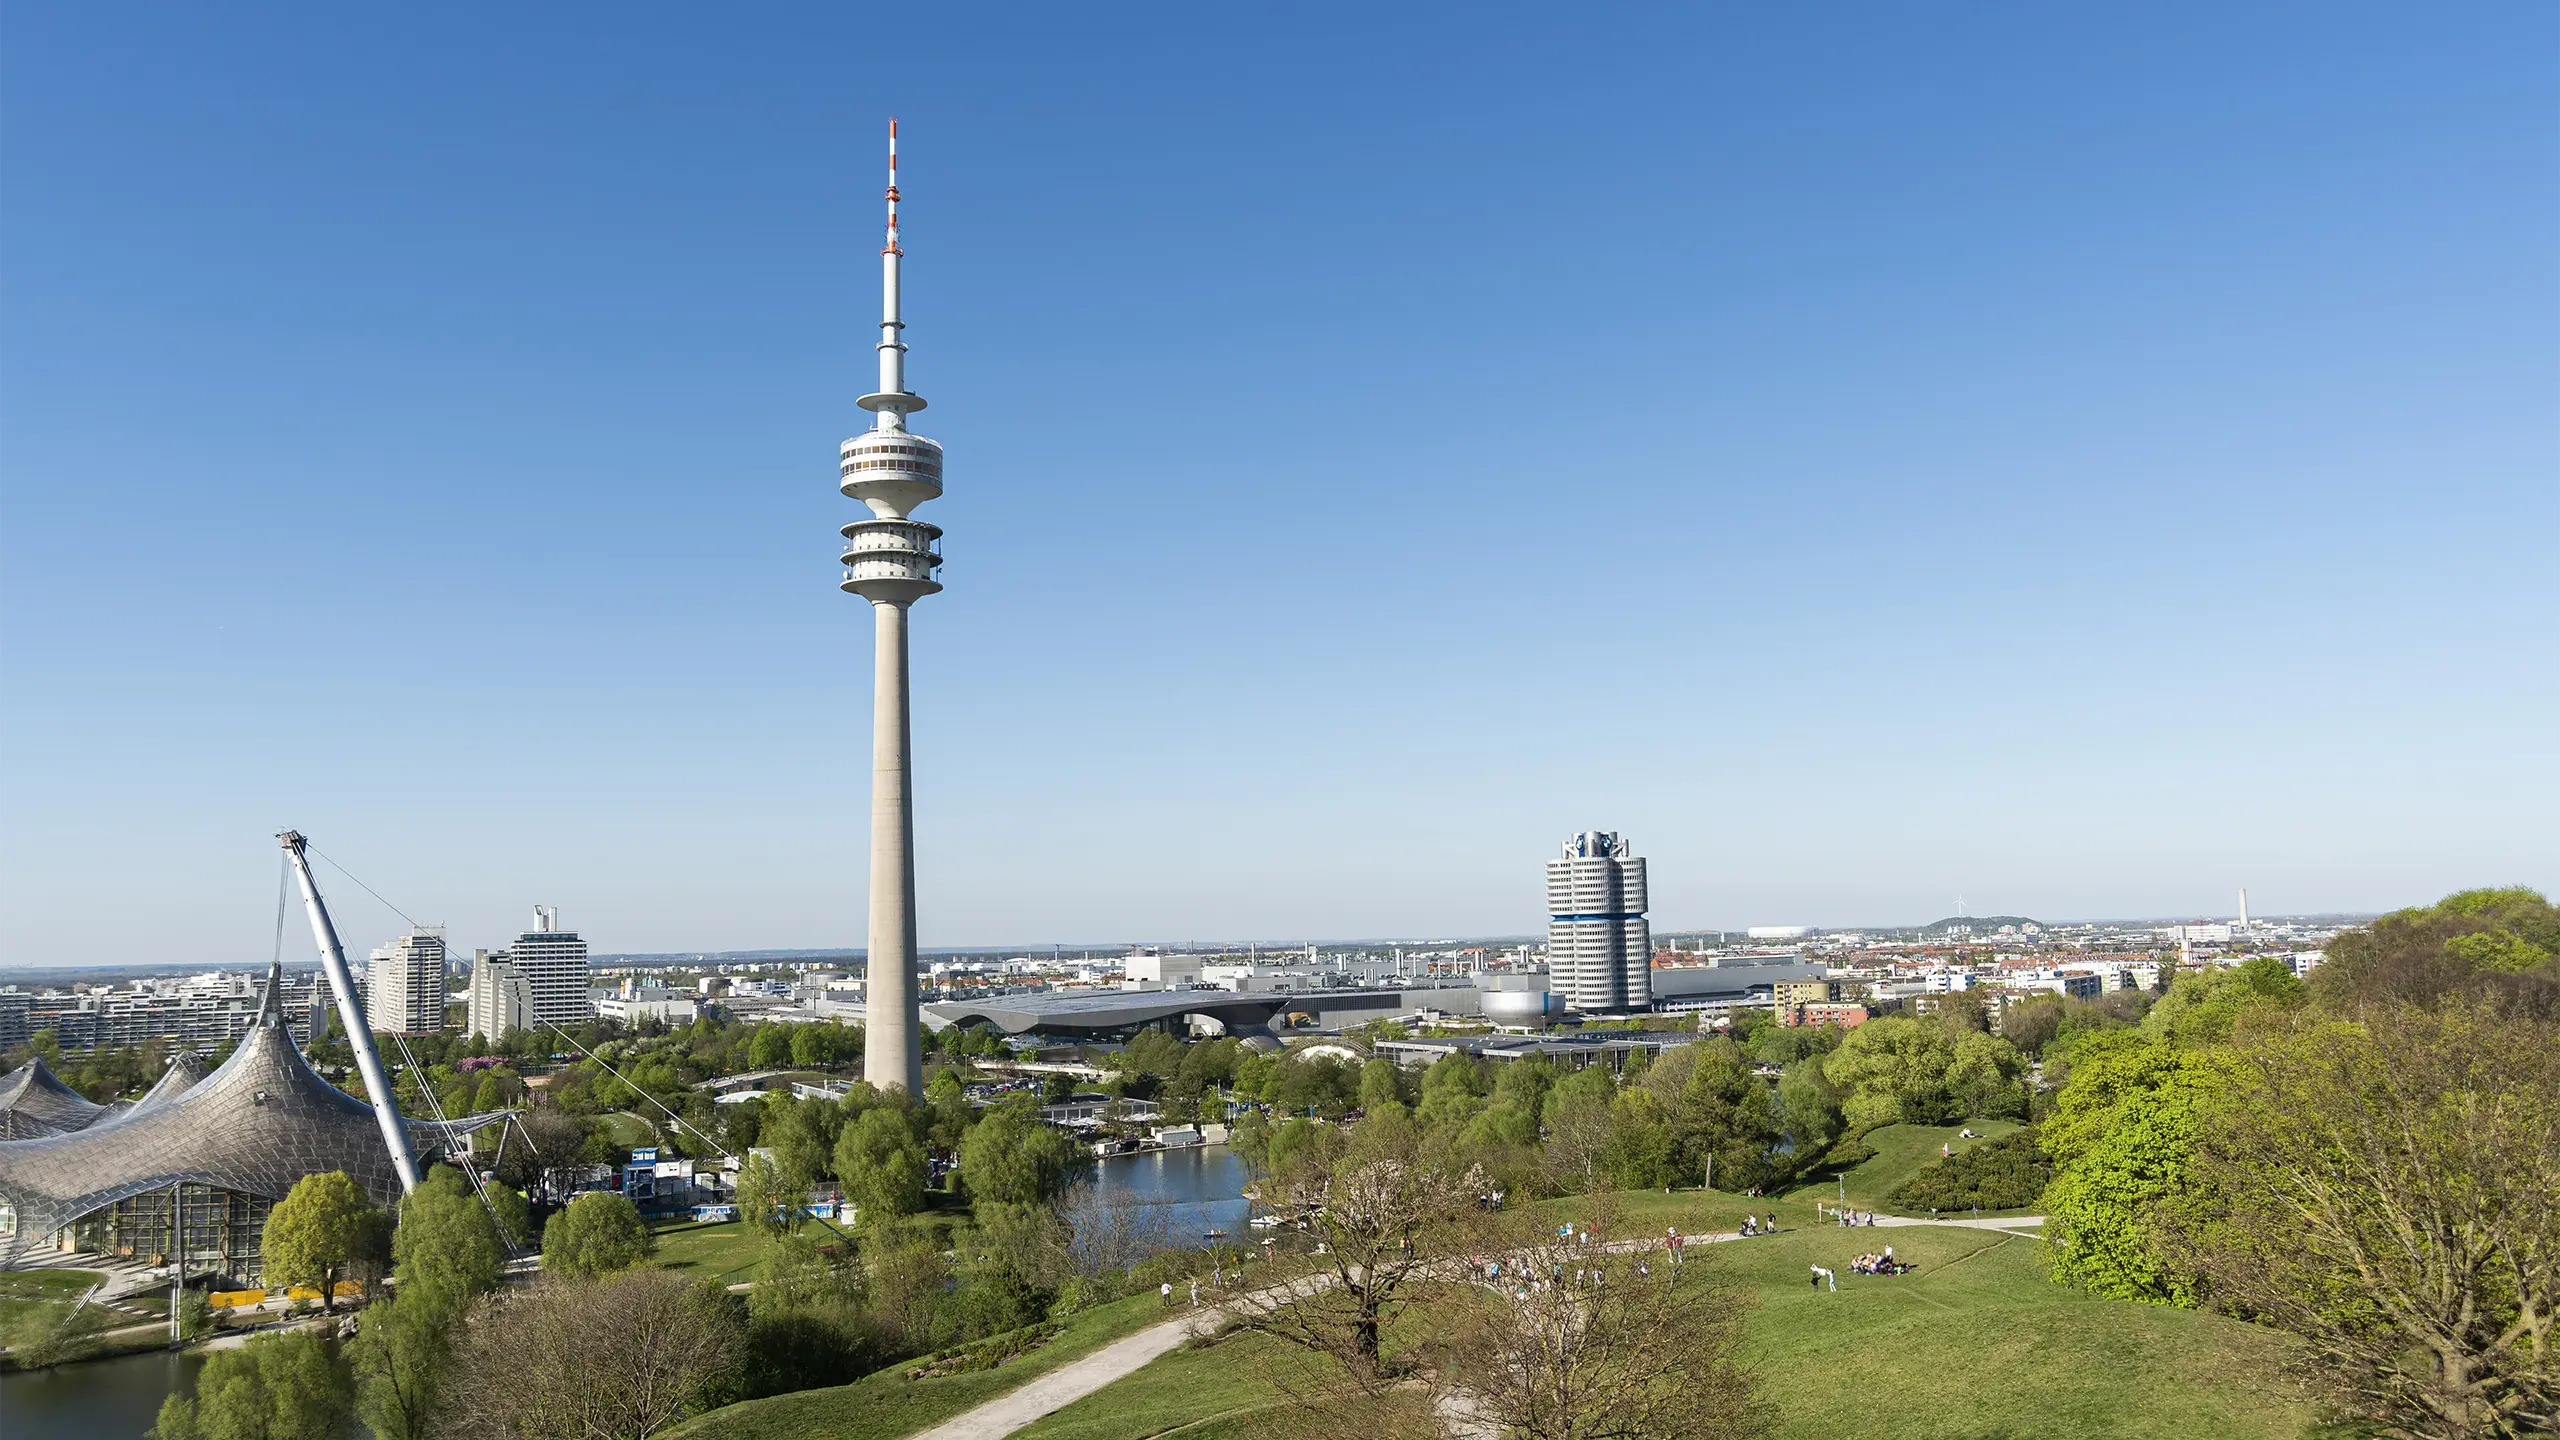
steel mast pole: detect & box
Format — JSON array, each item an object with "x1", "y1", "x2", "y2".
[{"x1": 280, "y1": 831, "x2": 421, "y2": 1192}]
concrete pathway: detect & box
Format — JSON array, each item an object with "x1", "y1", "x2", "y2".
[
  {"x1": 909, "y1": 1308, "x2": 1216, "y2": 1440},
  {"x1": 1864, "y1": 1214, "x2": 2044, "y2": 1231}
]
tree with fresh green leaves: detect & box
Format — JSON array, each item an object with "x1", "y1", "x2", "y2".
[
  {"x1": 959, "y1": 1100, "x2": 1081, "y2": 1206},
  {"x1": 741, "y1": 1231, "x2": 878, "y2": 1397},
  {"x1": 1541, "y1": 1067, "x2": 1618, "y2": 1194},
  {"x1": 749, "y1": 1024, "x2": 794, "y2": 1071},
  {"x1": 1774, "y1": 1056, "x2": 1844, "y2": 1164},
  {"x1": 2315, "y1": 886, "x2": 2560, "y2": 1014},
  {"x1": 2169, "y1": 1002, "x2": 2559, "y2": 1438},
  {"x1": 390, "y1": 1165, "x2": 505, "y2": 1305},
  {"x1": 836, "y1": 1104, "x2": 929, "y2": 1225},
  {"x1": 2039, "y1": 1030, "x2": 2235, "y2": 1304},
  {"x1": 762, "y1": 1092, "x2": 846, "y2": 1188},
  {"x1": 1358, "y1": 1057, "x2": 1407, "y2": 1112},
  {"x1": 541, "y1": 1190, "x2": 655, "y2": 1279},
  {"x1": 154, "y1": 1331, "x2": 351, "y2": 1440},
  {"x1": 261, "y1": 1171, "x2": 376, "y2": 1313},
  {"x1": 350, "y1": 1287, "x2": 454, "y2": 1440},
  {"x1": 1416, "y1": 1051, "x2": 1490, "y2": 1136},
  {"x1": 735, "y1": 1150, "x2": 802, "y2": 1237}
]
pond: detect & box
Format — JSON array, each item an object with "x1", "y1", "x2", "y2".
[
  {"x1": 0, "y1": 1345, "x2": 204, "y2": 1440},
  {"x1": 1083, "y1": 1142, "x2": 1253, "y2": 1240}
]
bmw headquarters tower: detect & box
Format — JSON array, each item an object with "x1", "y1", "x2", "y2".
[{"x1": 1546, "y1": 832, "x2": 1652, "y2": 1012}]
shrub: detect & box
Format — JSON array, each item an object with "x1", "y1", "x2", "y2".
[{"x1": 1889, "y1": 1129, "x2": 2052, "y2": 1212}]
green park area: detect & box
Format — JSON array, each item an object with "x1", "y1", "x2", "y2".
[
  {"x1": 999, "y1": 1213, "x2": 2305, "y2": 1440},
  {"x1": 647, "y1": 1216, "x2": 775, "y2": 1287}
]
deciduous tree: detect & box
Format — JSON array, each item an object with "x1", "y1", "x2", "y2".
[
  {"x1": 1435, "y1": 1205, "x2": 1770, "y2": 1440},
  {"x1": 444, "y1": 1270, "x2": 744, "y2": 1439},
  {"x1": 261, "y1": 1171, "x2": 375, "y2": 1313},
  {"x1": 1226, "y1": 1138, "x2": 1484, "y2": 1391},
  {"x1": 835, "y1": 1104, "x2": 929, "y2": 1225},
  {"x1": 541, "y1": 1190, "x2": 655, "y2": 1279},
  {"x1": 2171, "y1": 1003, "x2": 2558, "y2": 1438},
  {"x1": 155, "y1": 1331, "x2": 351, "y2": 1440}
]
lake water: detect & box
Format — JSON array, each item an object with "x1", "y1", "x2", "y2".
[
  {"x1": 0, "y1": 1146, "x2": 1253, "y2": 1438},
  {"x1": 0, "y1": 1346, "x2": 202, "y2": 1440},
  {"x1": 1084, "y1": 1142, "x2": 1253, "y2": 1240}
]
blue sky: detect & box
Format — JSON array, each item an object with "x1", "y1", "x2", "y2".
[{"x1": 4, "y1": 4, "x2": 2553, "y2": 967}]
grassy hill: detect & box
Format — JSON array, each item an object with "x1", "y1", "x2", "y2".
[
  {"x1": 1783, "y1": 1120, "x2": 2033, "y2": 1215},
  {"x1": 1009, "y1": 1215, "x2": 2310, "y2": 1440}
]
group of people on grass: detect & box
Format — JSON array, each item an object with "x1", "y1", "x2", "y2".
[{"x1": 1851, "y1": 1246, "x2": 1915, "y2": 1276}]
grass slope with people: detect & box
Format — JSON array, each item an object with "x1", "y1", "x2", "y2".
[{"x1": 1007, "y1": 1212, "x2": 2309, "y2": 1440}]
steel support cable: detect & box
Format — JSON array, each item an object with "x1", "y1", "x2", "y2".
[
  {"x1": 542, "y1": 1020, "x2": 859, "y2": 1243},
  {"x1": 390, "y1": 1029, "x2": 521, "y2": 1256},
  {"x1": 303, "y1": 843, "x2": 419, "y2": 930}
]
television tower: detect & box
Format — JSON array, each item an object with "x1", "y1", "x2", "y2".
[{"x1": 840, "y1": 119, "x2": 943, "y2": 1094}]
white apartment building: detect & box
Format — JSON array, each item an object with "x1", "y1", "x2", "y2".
[
  {"x1": 464, "y1": 950, "x2": 536, "y2": 1042},
  {"x1": 1546, "y1": 831, "x2": 1651, "y2": 1012},
  {"x1": 500, "y1": 906, "x2": 592, "y2": 1028},
  {"x1": 366, "y1": 928, "x2": 449, "y2": 1036}
]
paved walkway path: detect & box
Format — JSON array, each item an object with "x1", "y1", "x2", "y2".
[{"x1": 909, "y1": 1308, "x2": 1216, "y2": 1440}]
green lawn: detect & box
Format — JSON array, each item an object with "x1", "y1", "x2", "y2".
[
  {"x1": 649, "y1": 1219, "x2": 776, "y2": 1286},
  {"x1": 0, "y1": 1269, "x2": 107, "y2": 1354},
  {"x1": 600, "y1": 1110, "x2": 660, "y2": 1147},
  {"x1": 1001, "y1": 1211, "x2": 2311, "y2": 1440},
  {"x1": 1779, "y1": 1120, "x2": 2029, "y2": 1214},
  {"x1": 660, "y1": 1292, "x2": 1176, "y2": 1440}
]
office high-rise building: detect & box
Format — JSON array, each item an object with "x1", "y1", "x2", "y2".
[
  {"x1": 503, "y1": 906, "x2": 590, "y2": 1028},
  {"x1": 464, "y1": 949, "x2": 537, "y2": 1043},
  {"x1": 1546, "y1": 832, "x2": 1651, "y2": 1012},
  {"x1": 366, "y1": 928, "x2": 448, "y2": 1036}
]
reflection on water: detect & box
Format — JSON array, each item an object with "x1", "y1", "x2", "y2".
[
  {"x1": 1083, "y1": 1143, "x2": 1253, "y2": 1241},
  {"x1": 0, "y1": 1345, "x2": 203, "y2": 1440}
]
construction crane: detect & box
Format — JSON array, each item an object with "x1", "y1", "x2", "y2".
[{"x1": 280, "y1": 830, "x2": 421, "y2": 1193}]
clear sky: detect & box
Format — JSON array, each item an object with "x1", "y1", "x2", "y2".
[{"x1": 3, "y1": 4, "x2": 2554, "y2": 968}]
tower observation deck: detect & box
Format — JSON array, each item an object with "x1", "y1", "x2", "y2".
[{"x1": 841, "y1": 120, "x2": 943, "y2": 1094}]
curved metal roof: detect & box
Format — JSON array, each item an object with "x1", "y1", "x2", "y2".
[
  {"x1": 97, "y1": 1052, "x2": 211, "y2": 1125},
  {"x1": 0, "y1": 965, "x2": 489, "y2": 1269},
  {"x1": 0, "y1": 1058, "x2": 107, "y2": 1140}
]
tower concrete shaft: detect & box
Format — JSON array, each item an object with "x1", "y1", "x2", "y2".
[
  {"x1": 841, "y1": 119, "x2": 943, "y2": 1094},
  {"x1": 866, "y1": 599, "x2": 923, "y2": 1094}
]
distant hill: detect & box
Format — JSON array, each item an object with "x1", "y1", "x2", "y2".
[{"x1": 1913, "y1": 915, "x2": 2042, "y2": 935}]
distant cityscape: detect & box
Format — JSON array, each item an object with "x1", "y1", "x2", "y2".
[{"x1": 0, "y1": 834, "x2": 2347, "y2": 1057}]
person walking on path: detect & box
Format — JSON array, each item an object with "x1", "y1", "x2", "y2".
[
  {"x1": 1189, "y1": 1280, "x2": 1200, "y2": 1308},
  {"x1": 1160, "y1": 1282, "x2": 1173, "y2": 1308}
]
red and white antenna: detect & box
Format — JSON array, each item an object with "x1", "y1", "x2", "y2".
[{"x1": 883, "y1": 117, "x2": 902, "y2": 257}]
